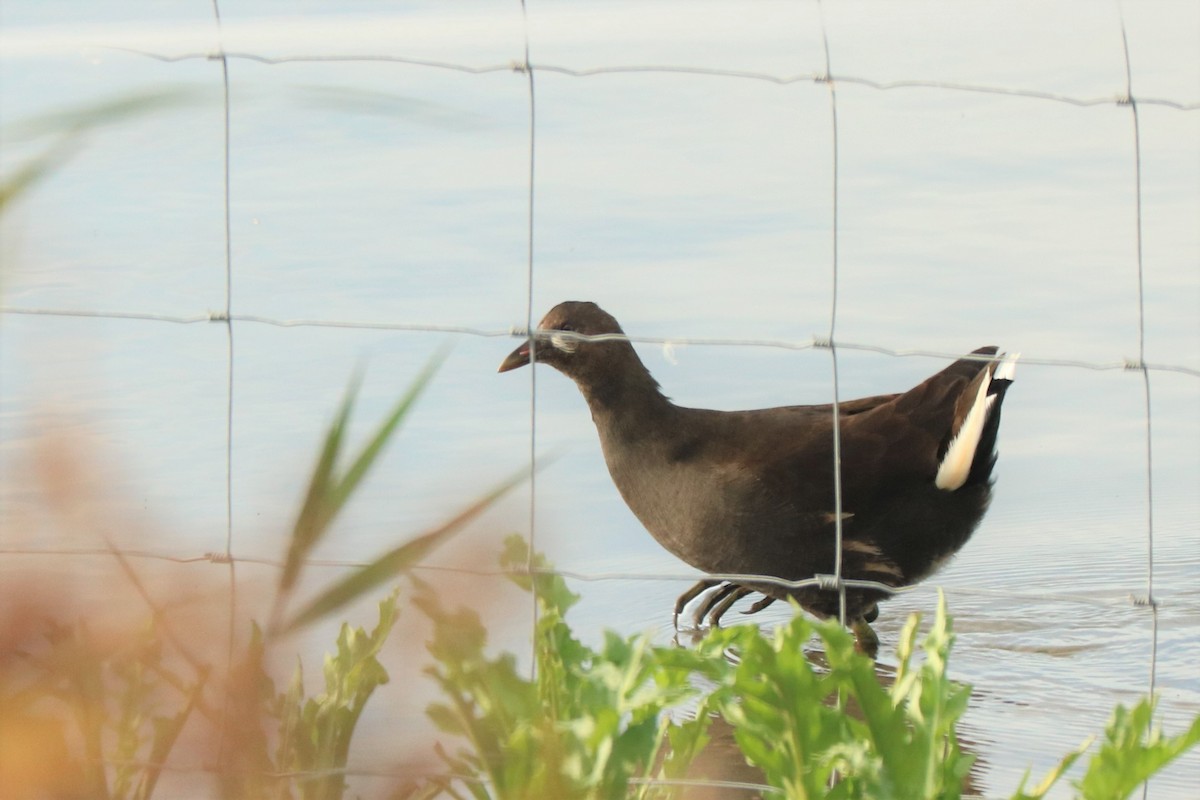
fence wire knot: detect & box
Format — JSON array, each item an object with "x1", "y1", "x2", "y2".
[
  {"x1": 205, "y1": 551, "x2": 234, "y2": 564},
  {"x1": 814, "y1": 573, "x2": 842, "y2": 592},
  {"x1": 1122, "y1": 356, "x2": 1146, "y2": 370},
  {"x1": 812, "y1": 335, "x2": 833, "y2": 349},
  {"x1": 1130, "y1": 593, "x2": 1159, "y2": 609},
  {"x1": 208, "y1": 310, "x2": 230, "y2": 322}
]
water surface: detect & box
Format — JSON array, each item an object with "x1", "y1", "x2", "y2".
[{"x1": 2, "y1": 2, "x2": 1197, "y2": 797}]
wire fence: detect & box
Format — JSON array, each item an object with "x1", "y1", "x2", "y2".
[{"x1": 1, "y1": 0, "x2": 1197, "y2": 797}]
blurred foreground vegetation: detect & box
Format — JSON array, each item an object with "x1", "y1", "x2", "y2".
[{"x1": 1, "y1": 365, "x2": 1196, "y2": 800}]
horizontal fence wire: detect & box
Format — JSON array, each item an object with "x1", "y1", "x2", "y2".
[
  {"x1": 3, "y1": 307, "x2": 1198, "y2": 377},
  {"x1": 0, "y1": 545, "x2": 1171, "y2": 614},
  {"x1": 56, "y1": 45, "x2": 1200, "y2": 113},
  {"x1": 1, "y1": 3, "x2": 1194, "y2": 797}
]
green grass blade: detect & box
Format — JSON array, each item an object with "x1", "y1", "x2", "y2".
[
  {"x1": 1009, "y1": 737, "x2": 1091, "y2": 800},
  {"x1": 3, "y1": 87, "x2": 201, "y2": 141},
  {"x1": 281, "y1": 371, "x2": 362, "y2": 594},
  {"x1": 325, "y1": 347, "x2": 447, "y2": 524},
  {"x1": 3, "y1": 87, "x2": 202, "y2": 212},
  {"x1": 0, "y1": 140, "x2": 77, "y2": 212},
  {"x1": 280, "y1": 465, "x2": 528, "y2": 634}
]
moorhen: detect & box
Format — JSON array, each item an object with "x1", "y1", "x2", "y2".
[{"x1": 499, "y1": 301, "x2": 1017, "y2": 655}]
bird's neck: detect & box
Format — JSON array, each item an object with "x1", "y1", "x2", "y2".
[{"x1": 574, "y1": 346, "x2": 676, "y2": 437}]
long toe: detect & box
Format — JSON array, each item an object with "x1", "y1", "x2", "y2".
[
  {"x1": 674, "y1": 579, "x2": 721, "y2": 628},
  {"x1": 742, "y1": 595, "x2": 777, "y2": 616},
  {"x1": 707, "y1": 586, "x2": 754, "y2": 627},
  {"x1": 851, "y1": 617, "x2": 880, "y2": 660},
  {"x1": 692, "y1": 583, "x2": 740, "y2": 628}
]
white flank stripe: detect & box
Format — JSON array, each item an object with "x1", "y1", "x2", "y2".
[{"x1": 935, "y1": 368, "x2": 993, "y2": 491}]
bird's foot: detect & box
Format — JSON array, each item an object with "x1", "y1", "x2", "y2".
[{"x1": 674, "y1": 580, "x2": 777, "y2": 630}]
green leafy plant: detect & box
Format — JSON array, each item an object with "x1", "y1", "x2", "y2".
[
  {"x1": 227, "y1": 593, "x2": 400, "y2": 800},
  {"x1": 689, "y1": 593, "x2": 972, "y2": 800},
  {"x1": 409, "y1": 548, "x2": 1200, "y2": 800},
  {"x1": 405, "y1": 535, "x2": 709, "y2": 800},
  {"x1": 1012, "y1": 695, "x2": 1200, "y2": 800},
  {"x1": 407, "y1": 546, "x2": 978, "y2": 800},
  {"x1": 1076, "y1": 697, "x2": 1200, "y2": 800}
]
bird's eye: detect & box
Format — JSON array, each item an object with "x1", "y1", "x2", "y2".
[{"x1": 559, "y1": 323, "x2": 575, "y2": 332}]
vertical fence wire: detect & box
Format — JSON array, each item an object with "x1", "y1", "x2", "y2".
[
  {"x1": 517, "y1": 0, "x2": 541, "y2": 676},
  {"x1": 815, "y1": 0, "x2": 848, "y2": 632},
  {"x1": 816, "y1": 7, "x2": 850, "y2": 792},
  {"x1": 1115, "y1": 2, "x2": 1161, "y2": 796},
  {"x1": 208, "y1": 0, "x2": 238, "y2": 768}
]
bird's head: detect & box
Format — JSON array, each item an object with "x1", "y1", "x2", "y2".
[{"x1": 497, "y1": 301, "x2": 627, "y2": 380}]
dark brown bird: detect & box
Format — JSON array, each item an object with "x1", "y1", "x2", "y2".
[{"x1": 499, "y1": 301, "x2": 1017, "y2": 655}]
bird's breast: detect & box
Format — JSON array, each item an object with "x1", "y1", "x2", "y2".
[{"x1": 599, "y1": 437, "x2": 812, "y2": 574}]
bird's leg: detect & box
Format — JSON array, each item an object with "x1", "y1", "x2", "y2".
[
  {"x1": 851, "y1": 616, "x2": 879, "y2": 660},
  {"x1": 691, "y1": 583, "x2": 741, "y2": 628},
  {"x1": 707, "y1": 586, "x2": 754, "y2": 627},
  {"x1": 673, "y1": 579, "x2": 722, "y2": 628}
]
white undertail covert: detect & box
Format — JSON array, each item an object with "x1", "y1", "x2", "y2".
[{"x1": 934, "y1": 352, "x2": 1019, "y2": 491}]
